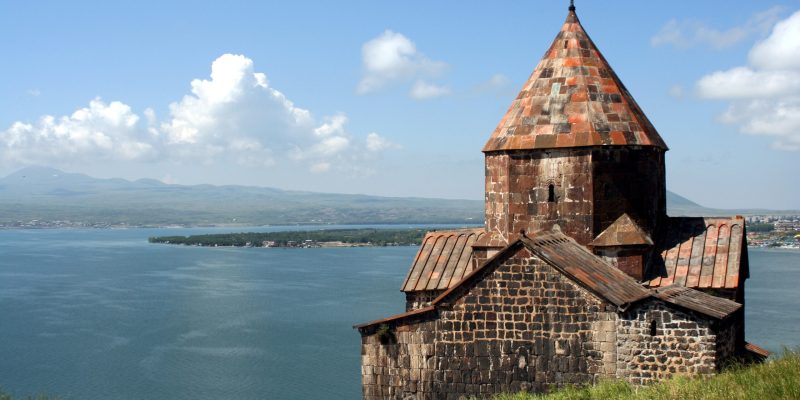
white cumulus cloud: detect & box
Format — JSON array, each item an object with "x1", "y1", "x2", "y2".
[
  {"x1": 1, "y1": 54, "x2": 397, "y2": 172},
  {"x1": 652, "y1": 6, "x2": 784, "y2": 49},
  {"x1": 748, "y1": 10, "x2": 800, "y2": 70},
  {"x1": 697, "y1": 67, "x2": 800, "y2": 99},
  {"x1": 695, "y1": 10, "x2": 800, "y2": 151},
  {"x1": 0, "y1": 98, "x2": 155, "y2": 165},
  {"x1": 356, "y1": 30, "x2": 447, "y2": 97}
]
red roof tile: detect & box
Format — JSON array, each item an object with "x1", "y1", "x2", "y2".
[
  {"x1": 483, "y1": 9, "x2": 667, "y2": 152},
  {"x1": 645, "y1": 217, "x2": 747, "y2": 289},
  {"x1": 400, "y1": 228, "x2": 485, "y2": 292}
]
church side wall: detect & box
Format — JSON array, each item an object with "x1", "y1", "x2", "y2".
[
  {"x1": 360, "y1": 248, "x2": 620, "y2": 399},
  {"x1": 431, "y1": 248, "x2": 615, "y2": 397},
  {"x1": 616, "y1": 300, "x2": 719, "y2": 385}
]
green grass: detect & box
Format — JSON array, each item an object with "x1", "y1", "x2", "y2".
[{"x1": 492, "y1": 350, "x2": 800, "y2": 400}]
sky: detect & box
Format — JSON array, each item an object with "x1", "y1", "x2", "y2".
[{"x1": 1, "y1": 0, "x2": 799, "y2": 210}]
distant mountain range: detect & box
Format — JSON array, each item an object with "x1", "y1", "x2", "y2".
[{"x1": 0, "y1": 166, "x2": 794, "y2": 227}]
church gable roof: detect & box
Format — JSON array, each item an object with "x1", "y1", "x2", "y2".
[
  {"x1": 590, "y1": 213, "x2": 654, "y2": 247},
  {"x1": 483, "y1": 8, "x2": 667, "y2": 152},
  {"x1": 521, "y1": 231, "x2": 651, "y2": 307},
  {"x1": 401, "y1": 228, "x2": 485, "y2": 292},
  {"x1": 645, "y1": 216, "x2": 747, "y2": 289},
  {"x1": 356, "y1": 228, "x2": 741, "y2": 330}
]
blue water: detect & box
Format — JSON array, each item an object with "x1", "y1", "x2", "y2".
[{"x1": 0, "y1": 228, "x2": 798, "y2": 399}]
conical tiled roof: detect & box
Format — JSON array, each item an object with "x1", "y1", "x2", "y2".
[{"x1": 483, "y1": 7, "x2": 667, "y2": 152}]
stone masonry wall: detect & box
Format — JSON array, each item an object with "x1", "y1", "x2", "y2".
[
  {"x1": 361, "y1": 320, "x2": 436, "y2": 399},
  {"x1": 360, "y1": 248, "x2": 618, "y2": 399},
  {"x1": 484, "y1": 148, "x2": 665, "y2": 246},
  {"x1": 591, "y1": 148, "x2": 665, "y2": 237},
  {"x1": 595, "y1": 247, "x2": 647, "y2": 281},
  {"x1": 433, "y1": 248, "x2": 616, "y2": 396},
  {"x1": 485, "y1": 150, "x2": 594, "y2": 244},
  {"x1": 715, "y1": 315, "x2": 740, "y2": 365},
  {"x1": 405, "y1": 290, "x2": 442, "y2": 311},
  {"x1": 616, "y1": 300, "x2": 720, "y2": 385}
]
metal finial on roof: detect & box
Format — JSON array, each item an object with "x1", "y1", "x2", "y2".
[{"x1": 569, "y1": 0, "x2": 575, "y2": 11}]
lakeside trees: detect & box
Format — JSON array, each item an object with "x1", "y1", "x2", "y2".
[{"x1": 148, "y1": 228, "x2": 432, "y2": 247}]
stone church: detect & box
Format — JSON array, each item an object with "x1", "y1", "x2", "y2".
[{"x1": 356, "y1": 4, "x2": 768, "y2": 399}]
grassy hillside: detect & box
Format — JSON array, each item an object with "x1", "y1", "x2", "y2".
[{"x1": 492, "y1": 351, "x2": 799, "y2": 400}]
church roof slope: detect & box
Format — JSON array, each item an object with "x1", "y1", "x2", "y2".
[
  {"x1": 590, "y1": 213, "x2": 654, "y2": 247},
  {"x1": 400, "y1": 228, "x2": 485, "y2": 292},
  {"x1": 645, "y1": 216, "x2": 747, "y2": 289},
  {"x1": 483, "y1": 8, "x2": 667, "y2": 152},
  {"x1": 521, "y1": 231, "x2": 651, "y2": 307},
  {"x1": 652, "y1": 285, "x2": 741, "y2": 320},
  {"x1": 356, "y1": 229, "x2": 743, "y2": 330}
]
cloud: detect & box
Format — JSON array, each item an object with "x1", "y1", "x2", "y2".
[
  {"x1": 748, "y1": 9, "x2": 800, "y2": 70},
  {"x1": 365, "y1": 132, "x2": 399, "y2": 152},
  {"x1": 695, "y1": 10, "x2": 800, "y2": 151},
  {"x1": 409, "y1": 80, "x2": 450, "y2": 99},
  {"x1": 27, "y1": 89, "x2": 41, "y2": 97},
  {"x1": 0, "y1": 98, "x2": 155, "y2": 165},
  {"x1": 651, "y1": 6, "x2": 784, "y2": 49},
  {"x1": 1, "y1": 54, "x2": 397, "y2": 171},
  {"x1": 356, "y1": 30, "x2": 447, "y2": 97},
  {"x1": 697, "y1": 67, "x2": 800, "y2": 99}
]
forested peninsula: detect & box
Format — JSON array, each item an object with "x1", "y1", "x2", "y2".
[{"x1": 148, "y1": 228, "x2": 432, "y2": 247}]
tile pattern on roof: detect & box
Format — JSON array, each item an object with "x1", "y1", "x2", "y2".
[
  {"x1": 590, "y1": 213, "x2": 654, "y2": 247},
  {"x1": 483, "y1": 10, "x2": 667, "y2": 152},
  {"x1": 645, "y1": 216, "x2": 746, "y2": 289},
  {"x1": 652, "y1": 285, "x2": 741, "y2": 320},
  {"x1": 401, "y1": 228, "x2": 485, "y2": 293},
  {"x1": 522, "y1": 231, "x2": 651, "y2": 307}
]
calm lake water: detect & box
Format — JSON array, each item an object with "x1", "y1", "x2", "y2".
[{"x1": 0, "y1": 227, "x2": 798, "y2": 399}]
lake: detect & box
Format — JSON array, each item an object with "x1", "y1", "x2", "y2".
[{"x1": 0, "y1": 227, "x2": 798, "y2": 399}]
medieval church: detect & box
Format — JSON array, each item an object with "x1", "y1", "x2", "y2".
[{"x1": 356, "y1": 4, "x2": 768, "y2": 399}]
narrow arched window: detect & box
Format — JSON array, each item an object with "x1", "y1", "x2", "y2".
[
  {"x1": 650, "y1": 320, "x2": 657, "y2": 336},
  {"x1": 548, "y1": 184, "x2": 556, "y2": 203}
]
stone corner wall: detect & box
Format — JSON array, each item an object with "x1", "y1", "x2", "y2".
[
  {"x1": 615, "y1": 300, "x2": 723, "y2": 385},
  {"x1": 360, "y1": 319, "x2": 437, "y2": 400}
]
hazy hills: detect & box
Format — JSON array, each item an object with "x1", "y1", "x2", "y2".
[
  {"x1": 0, "y1": 167, "x2": 482, "y2": 226},
  {"x1": 0, "y1": 166, "x2": 793, "y2": 227}
]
